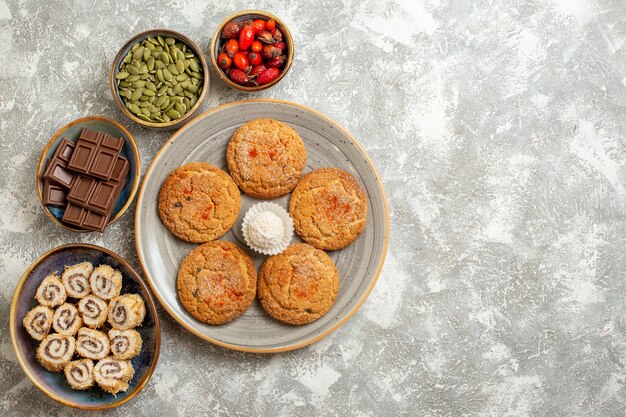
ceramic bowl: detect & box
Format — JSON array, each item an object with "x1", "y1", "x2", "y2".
[
  {"x1": 210, "y1": 10, "x2": 294, "y2": 92},
  {"x1": 36, "y1": 116, "x2": 140, "y2": 233},
  {"x1": 110, "y1": 29, "x2": 210, "y2": 130},
  {"x1": 9, "y1": 243, "x2": 161, "y2": 410}
]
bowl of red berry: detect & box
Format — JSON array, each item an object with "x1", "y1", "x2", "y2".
[{"x1": 210, "y1": 10, "x2": 294, "y2": 92}]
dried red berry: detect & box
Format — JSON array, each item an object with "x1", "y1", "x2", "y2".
[
  {"x1": 266, "y1": 19, "x2": 276, "y2": 31},
  {"x1": 274, "y1": 41, "x2": 286, "y2": 51},
  {"x1": 252, "y1": 19, "x2": 266, "y2": 33},
  {"x1": 262, "y1": 44, "x2": 281, "y2": 60},
  {"x1": 248, "y1": 51, "x2": 262, "y2": 66},
  {"x1": 271, "y1": 28, "x2": 283, "y2": 43},
  {"x1": 251, "y1": 40, "x2": 263, "y2": 53},
  {"x1": 266, "y1": 55, "x2": 286, "y2": 68},
  {"x1": 228, "y1": 68, "x2": 250, "y2": 85},
  {"x1": 217, "y1": 52, "x2": 232, "y2": 69},
  {"x1": 249, "y1": 64, "x2": 267, "y2": 77},
  {"x1": 221, "y1": 21, "x2": 241, "y2": 39},
  {"x1": 239, "y1": 25, "x2": 255, "y2": 51},
  {"x1": 225, "y1": 39, "x2": 239, "y2": 57},
  {"x1": 256, "y1": 67, "x2": 280, "y2": 85},
  {"x1": 233, "y1": 52, "x2": 249, "y2": 70},
  {"x1": 257, "y1": 30, "x2": 274, "y2": 44}
]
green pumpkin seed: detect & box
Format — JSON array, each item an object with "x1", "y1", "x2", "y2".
[
  {"x1": 167, "y1": 63, "x2": 179, "y2": 75},
  {"x1": 191, "y1": 71, "x2": 202, "y2": 79},
  {"x1": 153, "y1": 116, "x2": 165, "y2": 123},
  {"x1": 156, "y1": 69, "x2": 164, "y2": 82},
  {"x1": 136, "y1": 113, "x2": 151, "y2": 122},
  {"x1": 139, "y1": 73, "x2": 151, "y2": 80},
  {"x1": 172, "y1": 84, "x2": 183, "y2": 95},
  {"x1": 143, "y1": 89, "x2": 155, "y2": 96},
  {"x1": 152, "y1": 50, "x2": 162, "y2": 59},
  {"x1": 145, "y1": 81, "x2": 157, "y2": 91},
  {"x1": 186, "y1": 84, "x2": 198, "y2": 94},
  {"x1": 163, "y1": 113, "x2": 170, "y2": 122},
  {"x1": 183, "y1": 97, "x2": 190, "y2": 108},
  {"x1": 162, "y1": 69, "x2": 173, "y2": 81},
  {"x1": 123, "y1": 54, "x2": 132, "y2": 64},
  {"x1": 174, "y1": 103, "x2": 184, "y2": 114},
  {"x1": 127, "y1": 103, "x2": 141, "y2": 114},
  {"x1": 142, "y1": 47, "x2": 150, "y2": 60},
  {"x1": 116, "y1": 71, "x2": 129, "y2": 79},
  {"x1": 160, "y1": 97, "x2": 170, "y2": 109},
  {"x1": 164, "y1": 102, "x2": 175, "y2": 112},
  {"x1": 189, "y1": 60, "x2": 199, "y2": 72},
  {"x1": 147, "y1": 37, "x2": 159, "y2": 45},
  {"x1": 133, "y1": 80, "x2": 146, "y2": 88},
  {"x1": 165, "y1": 37, "x2": 175, "y2": 45},
  {"x1": 126, "y1": 74, "x2": 140, "y2": 82},
  {"x1": 131, "y1": 43, "x2": 140, "y2": 51},
  {"x1": 155, "y1": 95, "x2": 167, "y2": 106},
  {"x1": 158, "y1": 85, "x2": 168, "y2": 96},
  {"x1": 185, "y1": 52, "x2": 195, "y2": 59},
  {"x1": 155, "y1": 60, "x2": 165, "y2": 69},
  {"x1": 180, "y1": 79, "x2": 190, "y2": 89},
  {"x1": 176, "y1": 73, "x2": 188, "y2": 82},
  {"x1": 189, "y1": 95, "x2": 197, "y2": 107},
  {"x1": 157, "y1": 35, "x2": 165, "y2": 46},
  {"x1": 119, "y1": 80, "x2": 131, "y2": 88},
  {"x1": 161, "y1": 53, "x2": 170, "y2": 65},
  {"x1": 132, "y1": 46, "x2": 144, "y2": 61},
  {"x1": 126, "y1": 65, "x2": 139, "y2": 75},
  {"x1": 167, "y1": 109, "x2": 181, "y2": 119},
  {"x1": 146, "y1": 57, "x2": 155, "y2": 71},
  {"x1": 170, "y1": 96, "x2": 182, "y2": 104},
  {"x1": 145, "y1": 41, "x2": 155, "y2": 50},
  {"x1": 131, "y1": 89, "x2": 143, "y2": 101},
  {"x1": 138, "y1": 100, "x2": 151, "y2": 107},
  {"x1": 139, "y1": 64, "x2": 148, "y2": 74},
  {"x1": 175, "y1": 60, "x2": 185, "y2": 73}
]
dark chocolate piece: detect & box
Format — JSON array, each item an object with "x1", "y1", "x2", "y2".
[
  {"x1": 43, "y1": 158, "x2": 75, "y2": 189},
  {"x1": 67, "y1": 175, "x2": 97, "y2": 206},
  {"x1": 79, "y1": 128, "x2": 99, "y2": 143},
  {"x1": 42, "y1": 181, "x2": 67, "y2": 207},
  {"x1": 62, "y1": 203, "x2": 86, "y2": 226},
  {"x1": 53, "y1": 138, "x2": 75, "y2": 163},
  {"x1": 82, "y1": 211, "x2": 107, "y2": 232},
  {"x1": 110, "y1": 157, "x2": 130, "y2": 183},
  {"x1": 67, "y1": 140, "x2": 98, "y2": 174},
  {"x1": 89, "y1": 147, "x2": 118, "y2": 180},
  {"x1": 100, "y1": 134, "x2": 124, "y2": 152},
  {"x1": 86, "y1": 181, "x2": 116, "y2": 215}
]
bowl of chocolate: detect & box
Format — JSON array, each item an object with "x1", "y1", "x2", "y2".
[
  {"x1": 110, "y1": 29, "x2": 209, "y2": 130},
  {"x1": 36, "y1": 116, "x2": 141, "y2": 232}
]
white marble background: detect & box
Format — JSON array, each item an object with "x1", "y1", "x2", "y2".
[{"x1": 1, "y1": 0, "x2": 626, "y2": 415}]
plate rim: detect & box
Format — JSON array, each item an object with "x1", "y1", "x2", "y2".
[
  {"x1": 134, "y1": 98, "x2": 390, "y2": 353},
  {"x1": 9, "y1": 243, "x2": 161, "y2": 410}
]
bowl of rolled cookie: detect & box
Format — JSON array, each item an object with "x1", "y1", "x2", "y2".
[{"x1": 9, "y1": 243, "x2": 160, "y2": 410}]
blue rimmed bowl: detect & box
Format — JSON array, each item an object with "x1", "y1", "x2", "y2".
[
  {"x1": 9, "y1": 244, "x2": 161, "y2": 410},
  {"x1": 36, "y1": 116, "x2": 141, "y2": 232}
]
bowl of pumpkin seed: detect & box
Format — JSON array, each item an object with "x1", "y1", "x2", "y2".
[{"x1": 110, "y1": 29, "x2": 209, "y2": 130}]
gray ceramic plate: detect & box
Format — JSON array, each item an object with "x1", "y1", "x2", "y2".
[{"x1": 135, "y1": 99, "x2": 389, "y2": 352}]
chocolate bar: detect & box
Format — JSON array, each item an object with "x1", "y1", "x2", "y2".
[
  {"x1": 42, "y1": 181, "x2": 67, "y2": 207},
  {"x1": 53, "y1": 138, "x2": 75, "y2": 163},
  {"x1": 42, "y1": 128, "x2": 130, "y2": 232},
  {"x1": 68, "y1": 128, "x2": 124, "y2": 179},
  {"x1": 43, "y1": 158, "x2": 76, "y2": 189}
]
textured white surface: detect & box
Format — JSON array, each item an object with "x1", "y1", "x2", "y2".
[{"x1": 1, "y1": 0, "x2": 626, "y2": 415}]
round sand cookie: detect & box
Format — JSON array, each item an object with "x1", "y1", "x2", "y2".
[
  {"x1": 258, "y1": 243, "x2": 339, "y2": 325},
  {"x1": 226, "y1": 118, "x2": 307, "y2": 199},
  {"x1": 158, "y1": 162, "x2": 241, "y2": 243},
  {"x1": 289, "y1": 168, "x2": 367, "y2": 250},
  {"x1": 177, "y1": 240, "x2": 256, "y2": 325}
]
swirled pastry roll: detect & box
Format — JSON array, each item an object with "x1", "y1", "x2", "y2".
[
  {"x1": 76, "y1": 327, "x2": 110, "y2": 360},
  {"x1": 23, "y1": 305, "x2": 54, "y2": 341},
  {"x1": 52, "y1": 303, "x2": 83, "y2": 336},
  {"x1": 62, "y1": 262, "x2": 93, "y2": 299},
  {"x1": 108, "y1": 294, "x2": 145, "y2": 330},
  {"x1": 77, "y1": 295, "x2": 108, "y2": 328},
  {"x1": 89, "y1": 265, "x2": 122, "y2": 300},
  {"x1": 36, "y1": 333, "x2": 76, "y2": 372},
  {"x1": 109, "y1": 329, "x2": 142, "y2": 360},
  {"x1": 35, "y1": 274, "x2": 66, "y2": 307},
  {"x1": 64, "y1": 359, "x2": 95, "y2": 390},
  {"x1": 94, "y1": 357, "x2": 135, "y2": 395}
]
